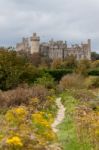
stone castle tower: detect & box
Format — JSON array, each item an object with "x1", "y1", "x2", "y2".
[
  {"x1": 16, "y1": 33, "x2": 91, "y2": 60},
  {"x1": 30, "y1": 33, "x2": 40, "y2": 54}
]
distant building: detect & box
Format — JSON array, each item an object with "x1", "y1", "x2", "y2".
[
  {"x1": 16, "y1": 37, "x2": 30, "y2": 53},
  {"x1": 16, "y1": 33, "x2": 91, "y2": 60}
]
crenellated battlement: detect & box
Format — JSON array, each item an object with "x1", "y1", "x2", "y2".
[{"x1": 16, "y1": 33, "x2": 91, "y2": 60}]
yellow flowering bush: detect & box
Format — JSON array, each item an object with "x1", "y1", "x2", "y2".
[
  {"x1": 32, "y1": 111, "x2": 56, "y2": 141},
  {"x1": 5, "y1": 106, "x2": 28, "y2": 124},
  {"x1": 32, "y1": 111, "x2": 53, "y2": 127},
  {"x1": 0, "y1": 102, "x2": 56, "y2": 149},
  {"x1": 6, "y1": 136, "x2": 23, "y2": 147}
]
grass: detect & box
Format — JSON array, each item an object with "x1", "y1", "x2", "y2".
[{"x1": 57, "y1": 91, "x2": 92, "y2": 150}]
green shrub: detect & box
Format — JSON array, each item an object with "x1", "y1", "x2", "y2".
[
  {"x1": 35, "y1": 74, "x2": 55, "y2": 89},
  {"x1": 88, "y1": 68, "x2": 99, "y2": 76},
  {"x1": 20, "y1": 63, "x2": 39, "y2": 84},
  {"x1": 41, "y1": 69, "x2": 73, "y2": 81}
]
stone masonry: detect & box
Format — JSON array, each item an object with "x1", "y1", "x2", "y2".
[{"x1": 16, "y1": 33, "x2": 91, "y2": 60}]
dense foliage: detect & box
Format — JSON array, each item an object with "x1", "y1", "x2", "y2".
[{"x1": 91, "y1": 51, "x2": 99, "y2": 60}]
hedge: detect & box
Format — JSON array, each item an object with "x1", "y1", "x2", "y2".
[
  {"x1": 88, "y1": 68, "x2": 99, "y2": 76},
  {"x1": 40, "y1": 69, "x2": 73, "y2": 81}
]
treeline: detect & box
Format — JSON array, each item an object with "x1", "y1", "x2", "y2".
[{"x1": 0, "y1": 48, "x2": 99, "y2": 90}]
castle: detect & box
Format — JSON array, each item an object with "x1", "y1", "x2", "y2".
[{"x1": 16, "y1": 33, "x2": 91, "y2": 60}]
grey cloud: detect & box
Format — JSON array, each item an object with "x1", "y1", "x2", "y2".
[{"x1": 0, "y1": 0, "x2": 99, "y2": 52}]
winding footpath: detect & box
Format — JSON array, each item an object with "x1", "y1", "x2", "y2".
[
  {"x1": 47, "y1": 98, "x2": 65, "y2": 150},
  {"x1": 52, "y1": 97, "x2": 65, "y2": 133}
]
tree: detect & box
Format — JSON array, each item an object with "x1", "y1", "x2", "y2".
[
  {"x1": 29, "y1": 53, "x2": 41, "y2": 67},
  {"x1": 63, "y1": 55, "x2": 77, "y2": 69},
  {"x1": 0, "y1": 48, "x2": 27, "y2": 90},
  {"x1": 91, "y1": 52, "x2": 99, "y2": 61},
  {"x1": 20, "y1": 63, "x2": 39, "y2": 84}
]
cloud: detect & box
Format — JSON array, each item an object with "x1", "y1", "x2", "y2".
[{"x1": 0, "y1": 0, "x2": 99, "y2": 52}]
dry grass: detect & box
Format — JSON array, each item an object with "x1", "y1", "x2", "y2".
[
  {"x1": 59, "y1": 74, "x2": 85, "y2": 90},
  {"x1": 0, "y1": 85, "x2": 50, "y2": 108}
]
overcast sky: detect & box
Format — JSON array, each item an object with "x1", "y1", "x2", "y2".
[{"x1": 0, "y1": 0, "x2": 99, "y2": 52}]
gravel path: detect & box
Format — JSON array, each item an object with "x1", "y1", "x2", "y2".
[{"x1": 52, "y1": 97, "x2": 65, "y2": 133}]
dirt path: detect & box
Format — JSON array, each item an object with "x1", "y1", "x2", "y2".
[
  {"x1": 47, "y1": 98, "x2": 65, "y2": 150},
  {"x1": 52, "y1": 97, "x2": 65, "y2": 133}
]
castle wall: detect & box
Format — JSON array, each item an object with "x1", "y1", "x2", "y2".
[{"x1": 16, "y1": 33, "x2": 91, "y2": 61}]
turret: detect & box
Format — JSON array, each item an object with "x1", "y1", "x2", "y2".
[
  {"x1": 30, "y1": 33, "x2": 40, "y2": 54},
  {"x1": 87, "y1": 39, "x2": 91, "y2": 60}
]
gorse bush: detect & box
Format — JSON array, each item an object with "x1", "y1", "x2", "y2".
[{"x1": 0, "y1": 106, "x2": 56, "y2": 150}]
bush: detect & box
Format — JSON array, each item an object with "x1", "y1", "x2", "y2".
[
  {"x1": 75, "y1": 59, "x2": 91, "y2": 76},
  {"x1": 92, "y1": 60, "x2": 99, "y2": 68},
  {"x1": 42, "y1": 69, "x2": 73, "y2": 81},
  {"x1": 71, "y1": 89, "x2": 96, "y2": 102},
  {"x1": 20, "y1": 63, "x2": 39, "y2": 84},
  {"x1": 0, "y1": 107, "x2": 56, "y2": 150},
  {"x1": 91, "y1": 77, "x2": 99, "y2": 88},
  {"x1": 0, "y1": 85, "x2": 52, "y2": 108},
  {"x1": 63, "y1": 55, "x2": 77, "y2": 69},
  {"x1": 51, "y1": 58, "x2": 63, "y2": 69},
  {"x1": 88, "y1": 68, "x2": 99, "y2": 76},
  {"x1": 59, "y1": 74, "x2": 85, "y2": 90},
  {"x1": 35, "y1": 74, "x2": 55, "y2": 89},
  {"x1": 84, "y1": 76, "x2": 99, "y2": 88}
]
